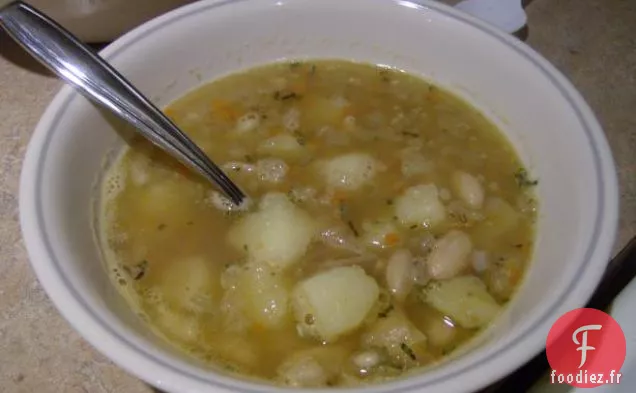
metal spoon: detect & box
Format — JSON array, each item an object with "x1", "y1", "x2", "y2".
[{"x1": 0, "y1": 0, "x2": 247, "y2": 206}]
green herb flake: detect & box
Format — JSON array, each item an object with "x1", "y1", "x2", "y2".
[
  {"x1": 400, "y1": 342, "x2": 417, "y2": 360},
  {"x1": 378, "y1": 68, "x2": 392, "y2": 82},
  {"x1": 274, "y1": 90, "x2": 301, "y2": 101},
  {"x1": 441, "y1": 344, "x2": 457, "y2": 356},
  {"x1": 514, "y1": 167, "x2": 538, "y2": 187},
  {"x1": 347, "y1": 220, "x2": 360, "y2": 237},
  {"x1": 378, "y1": 304, "x2": 394, "y2": 318},
  {"x1": 123, "y1": 260, "x2": 148, "y2": 281},
  {"x1": 293, "y1": 130, "x2": 306, "y2": 145}
]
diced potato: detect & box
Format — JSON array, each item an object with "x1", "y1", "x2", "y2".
[
  {"x1": 154, "y1": 303, "x2": 200, "y2": 344},
  {"x1": 292, "y1": 266, "x2": 379, "y2": 342},
  {"x1": 394, "y1": 184, "x2": 446, "y2": 228},
  {"x1": 361, "y1": 219, "x2": 401, "y2": 249},
  {"x1": 277, "y1": 346, "x2": 349, "y2": 387},
  {"x1": 238, "y1": 263, "x2": 291, "y2": 329},
  {"x1": 278, "y1": 354, "x2": 327, "y2": 387},
  {"x1": 362, "y1": 311, "x2": 427, "y2": 367},
  {"x1": 288, "y1": 187, "x2": 320, "y2": 206},
  {"x1": 160, "y1": 256, "x2": 217, "y2": 313},
  {"x1": 219, "y1": 284, "x2": 249, "y2": 333},
  {"x1": 400, "y1": 147, "x2": 433, "y2": 177},
  {"x1": 421, "y1": 276, "x2": 502, "y2": 329},
  {"x1": 209, "y1": 333, "x2": 259, "y2": 368},
  {"x1": 256, "y1": 158, "x2": 289, "y2": 183},
  {"x1": 302, "y1": 95, "x2": 348, "y2": 126},
  {"x1": 452, "y1": 171, "x2": 485, "y2": 209},
  {"x1": 257, "y1": 134, "x2": 303, "y2": 158},
  {"x1": 219, "y1": 263, "x2": 290, "y2": 330},
  {"x1": 137, "y1": 177, "x2": 202, "y2": 220},
  {"x1": 471, "y1": 198, "x2": 520, "y2": 247},
  {"x1": 320, "y1": 153, "x2": 382, "y2": 191},
  {"x1": 228, "y1": 193, "x2": 317, "y2": 269},
  {"x1": 486, "y1": 197, "x2": 520, "y2": 229},
  {"x1": 420, "y1": 316, "x2": 457, "y2": 348},
  {"x1": 426, "y1": 230, "x2": 473, "y2": 280}
]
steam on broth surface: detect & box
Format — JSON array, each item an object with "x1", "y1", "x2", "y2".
[{"x1": 98, "y1": 60, "x2": 538, "y2": 387}]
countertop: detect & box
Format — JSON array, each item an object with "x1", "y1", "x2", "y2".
[{"x1": 0, "y1": 0, "x2": 634, "y2": 392}]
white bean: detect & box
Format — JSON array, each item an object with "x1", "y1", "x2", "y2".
[
  {"x1": 453, "y1": 171, "x2": 485, "y2": 209},
  {"x1": 283, "y1": 107, "x2": 301, "y2": 132},
  {"x1": 412, "y1": 256, "x2": 431, "y2": 286},
  {"x1": 472, "y1": 250, "x2": 489, "y2": 273},
  {"x1": 426, "y1": 230, "x2": 473, "y2": 279},
  {"x1": 386, "y1": 249, "x2": 415, "y2": 302},
  {"x1": 351, "y1": 350, "x2": 381, "y2": 370},
  {"x1": 236, "y1": 112, "x2": 260, "y2": 133}
]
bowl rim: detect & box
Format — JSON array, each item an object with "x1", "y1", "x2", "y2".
[{"x1": 19, "y1": 0, "x2": 619, "y2": 392}]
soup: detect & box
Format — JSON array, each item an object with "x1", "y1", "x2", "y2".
[{"x1": 98, "y1": 60, "x2": 538, "y2": 387}]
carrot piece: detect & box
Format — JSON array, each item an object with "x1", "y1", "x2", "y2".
[
  {"x1": 290, "y1": 77, "x2": 308, "y2": 95},
  {"x1": 342, "y1": 104, "x2": 357, "y2": 118},
  {"x1": 331, "y1": 191, "x2": 348, "y2": 205},
  {"x1": 210, "y1": 99, "x2": 240, "y2": 122},
  {"x1": 384, "y1": 232, "x2": 401, "y2": 246},
  {"x1": 508, "y1": 267, "x2": 522, "y2": 286}
]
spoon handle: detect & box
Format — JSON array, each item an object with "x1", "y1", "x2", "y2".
[{"x1": 0, "y1": 0, "x2": 246, "y2": 205}]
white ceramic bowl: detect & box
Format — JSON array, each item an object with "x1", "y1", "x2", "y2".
[{"x1": 19, "y1": 0, "x2": 619, "y2": 392}]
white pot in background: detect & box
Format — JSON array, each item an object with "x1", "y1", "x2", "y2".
[{"x1": 24, "y1": 0, "x2": 197, "y2": 42}]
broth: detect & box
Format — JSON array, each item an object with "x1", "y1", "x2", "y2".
[{"x1": 98, "y1": 60, "x2": 538, "y2": 387}]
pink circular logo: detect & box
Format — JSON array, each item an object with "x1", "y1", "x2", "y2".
[{"x1": 546, "y1": 308, "x2": 626, "y2": 388}]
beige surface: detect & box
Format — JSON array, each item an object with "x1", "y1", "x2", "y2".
[{"x1": 0, "y1": 0, "x2": 634, "y2": 391}]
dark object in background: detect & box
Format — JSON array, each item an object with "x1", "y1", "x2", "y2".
[{"x1": 22, "y1": 0, "x2": 198, "y2": 43}]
